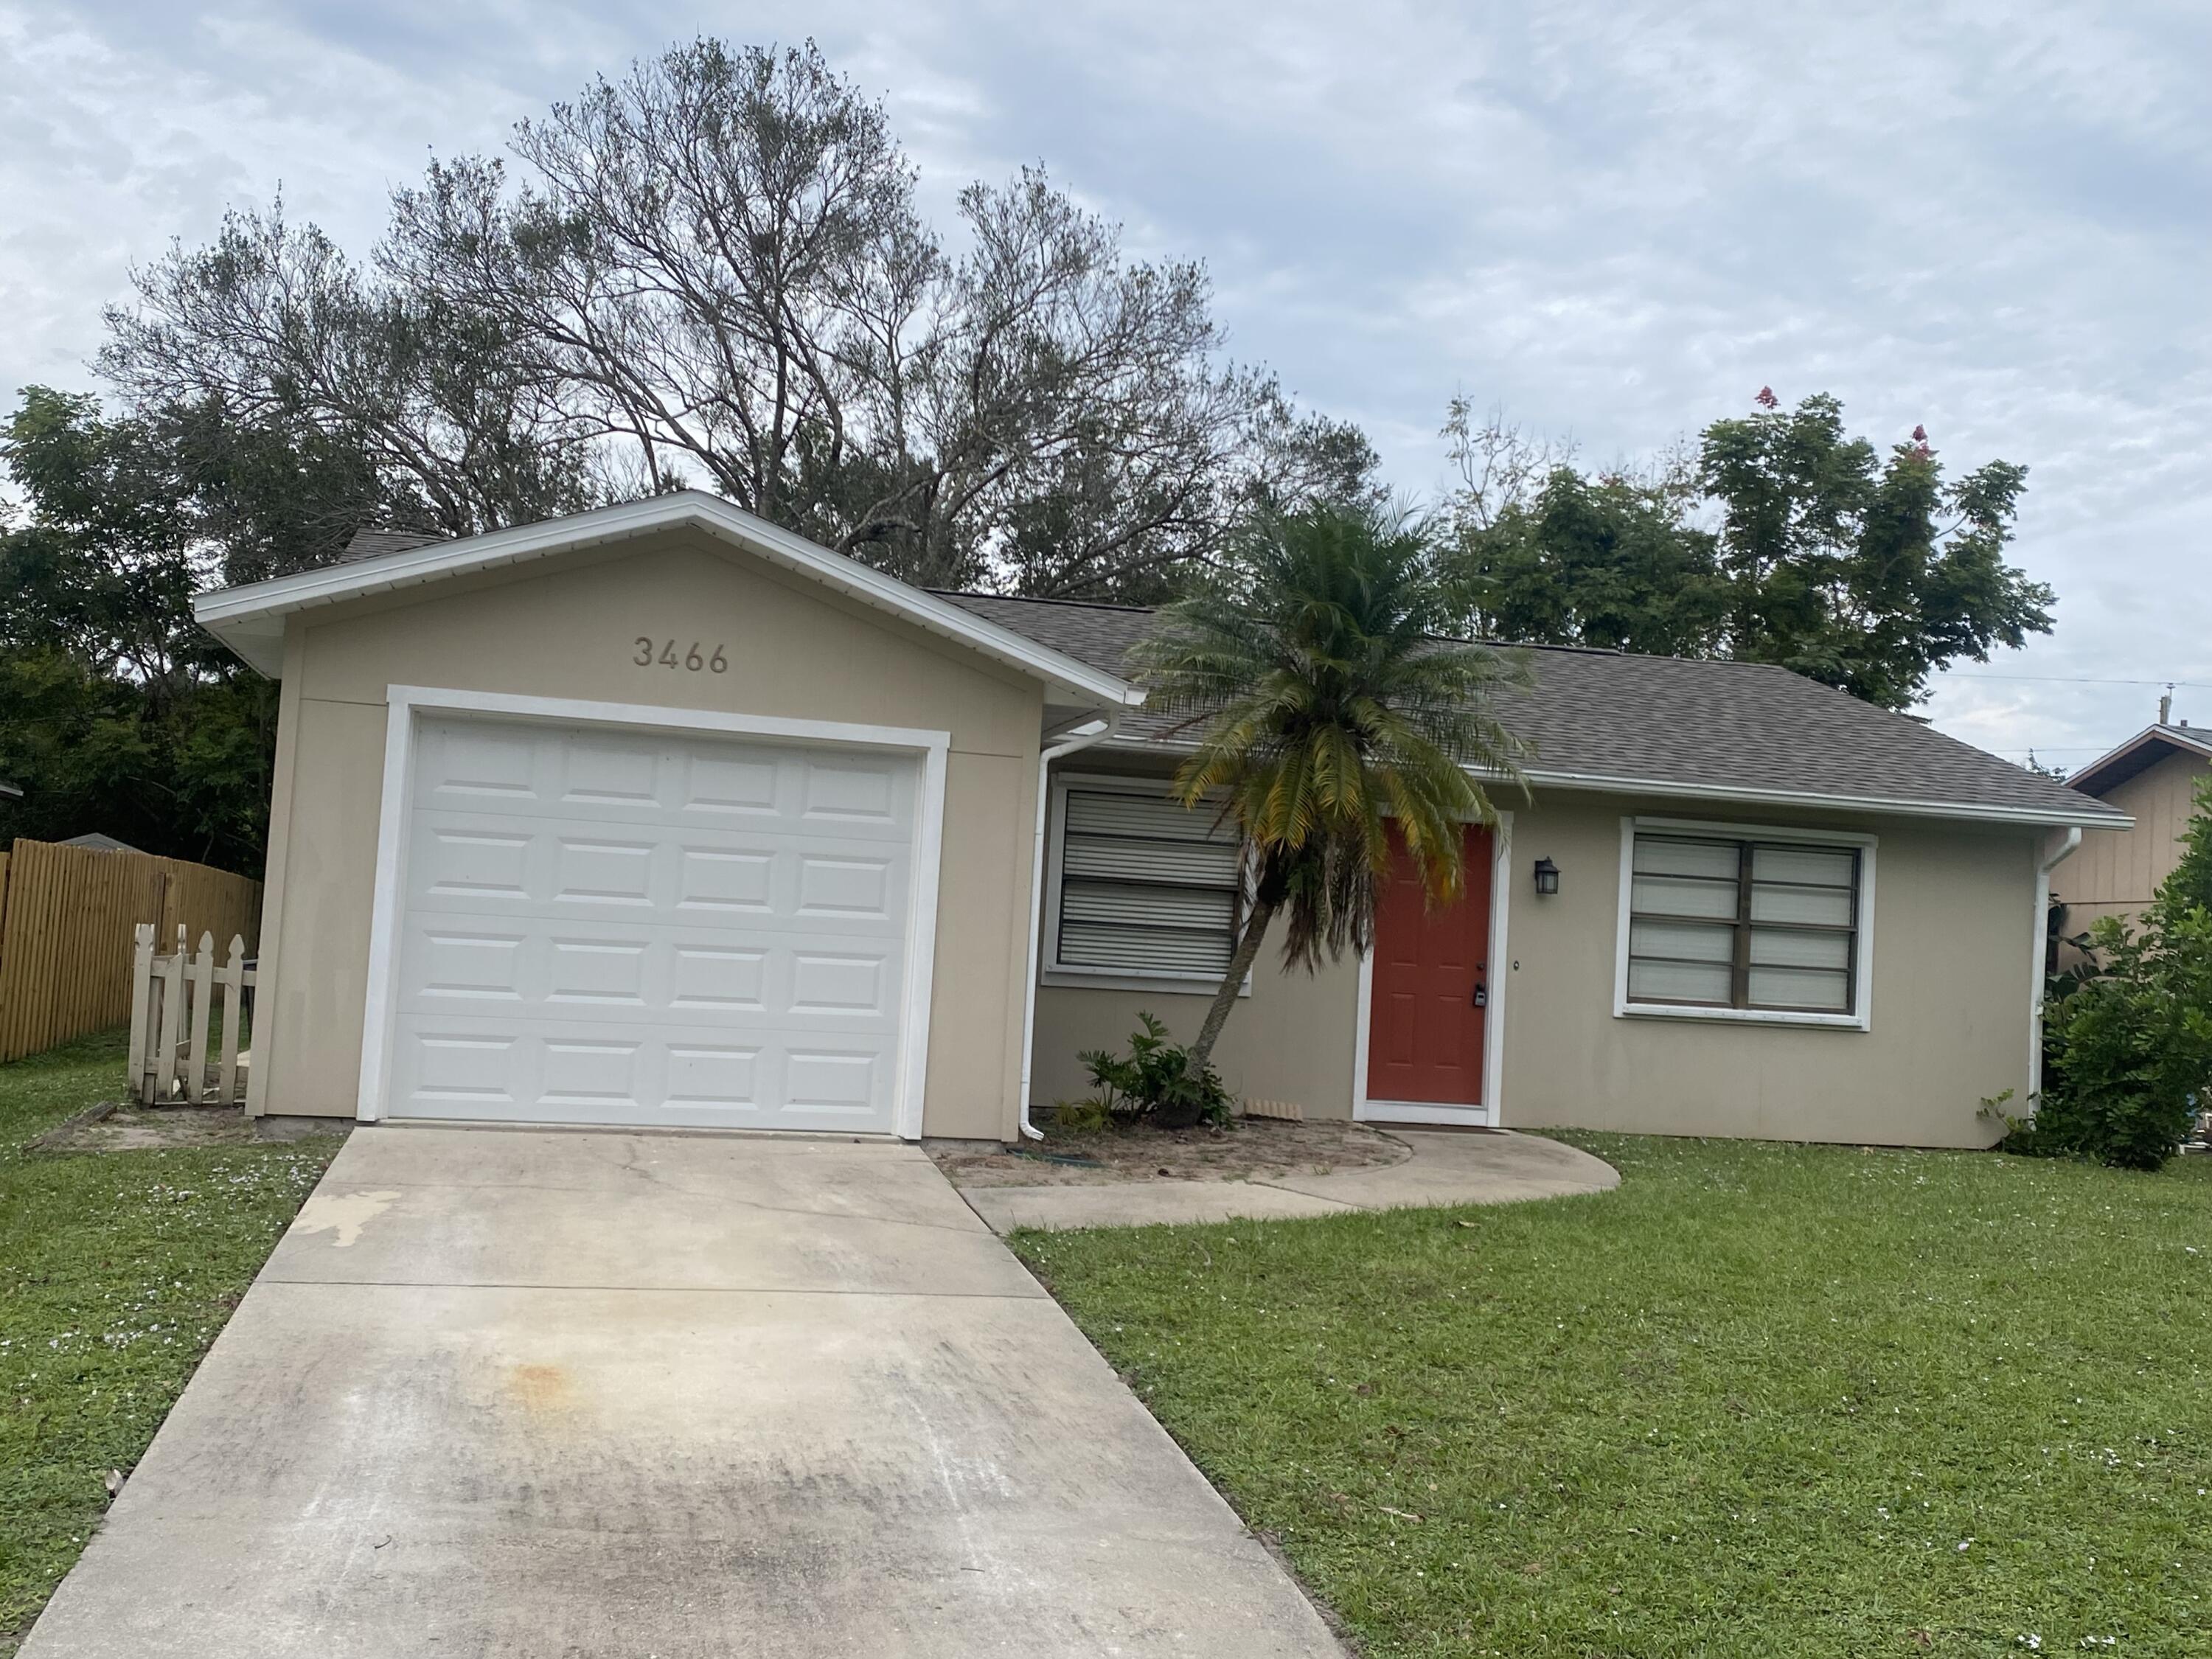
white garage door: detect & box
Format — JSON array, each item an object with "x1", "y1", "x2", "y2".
[{"x1": 383, "y1": 715, "x2": 920, "y2": 1133}]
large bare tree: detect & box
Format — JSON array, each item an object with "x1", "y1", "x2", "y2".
[
  {"x1": 105, "y1": 39, "x2": 1361, "y2": 597},
  {"x1": 101, "y1": 206, "x2": 602, "y2": 546}
]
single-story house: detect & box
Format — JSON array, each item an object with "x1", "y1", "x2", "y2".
[
  {"x1": 2051, "y1": 717, "x2": 2211, "y2": 939},
  {"x1": 192, "y1": 493, "x2": 2129, "y2": 1150}
]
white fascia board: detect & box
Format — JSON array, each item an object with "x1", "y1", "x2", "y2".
[
  {"x1": 192, "y1": 492, "x2": 1146, "y2": 708},
  {"x1": 1090, "y1": 736, "x2": 2133, "y2": 832},
  {"x1": 1514, "y1": 766, "x2": 2134, "y2": 831},
  {"x1": 2070, "y1": 724, "x2": 2212, "y2": 797}
]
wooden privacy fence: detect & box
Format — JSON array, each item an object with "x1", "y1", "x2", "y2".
[
  {"x1": 0, "y1": 838, "x2": 262, "y2": 1064},
  {"x1": 128, "y1": 926, "x2": 255, "y2": 1106}
]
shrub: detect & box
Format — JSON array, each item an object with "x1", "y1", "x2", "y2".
[
  {"x1": 1074, "y1": 1012, "x2": 1234, "y2": 1130},
  {"x1": 2019, "y1": 775, "x2": 2212, "y2": 1169},
  {"x1": 1050, "y1": 1096, "x2": 1116, "y2": 1133}
]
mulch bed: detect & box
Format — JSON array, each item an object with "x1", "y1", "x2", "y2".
[{"x1": 931, "y1": 1114, "x2": 1409, "y2": 1188}]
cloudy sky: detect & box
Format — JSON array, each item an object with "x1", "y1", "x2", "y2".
[{"x1": 4, "y1": 1, "x2": 2205, "y2": 765}]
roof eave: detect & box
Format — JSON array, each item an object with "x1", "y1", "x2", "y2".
[
  {"x1": 2068, "y1": 726, "x2": 2212, "y2": 799},
  {"x1": 1514, "y1": 765, "x2": 2133, "y2": 831},
  {"x1": 192, "y1": 493, "x2": 1146, "y2": 709}
]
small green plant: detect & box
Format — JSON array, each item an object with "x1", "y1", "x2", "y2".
[
  {"x1": 1050, "y1": 1096, "x2": 1116, "y2": 1133},
  {"x1": 1075, "y1": 1012, "x2": 1233, "y2": 1131}
]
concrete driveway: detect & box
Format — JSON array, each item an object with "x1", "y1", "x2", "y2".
[{"x1": 24, "y1": 1127, "x2": 1343, "y2": 1658}]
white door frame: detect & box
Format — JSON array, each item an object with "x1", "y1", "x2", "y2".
[
  {"x1": 1352, "y1": 810, "x2": 1512, "y2": 1128},
  {"x1": 357, "y1": 684, "x2": 951, "y2": 1139}
]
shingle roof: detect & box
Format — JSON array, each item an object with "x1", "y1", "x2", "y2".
[
  {"x1": 253, "y1": 518, "x2": 2118, "y2": 826},
  {"x1": 338, "y1": 527, "x2": 449, "y2": 564},
  {"x1": 60, "y1": 831, "x2": 144, "y2": 853},
  {"x1": 936, "y1": 591, "x2": 2124, "y2": 826}
]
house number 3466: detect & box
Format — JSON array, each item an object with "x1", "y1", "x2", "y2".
[{"x1": 633, "y1": 639, "x2": 728, "y2": 672}]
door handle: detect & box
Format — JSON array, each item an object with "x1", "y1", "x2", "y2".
[{"x1": 1471, "y1": 981, "x2": 1488, "y2": 1008}]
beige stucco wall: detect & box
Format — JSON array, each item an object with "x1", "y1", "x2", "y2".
[
  {"x1": 1499, "y1": 794, "x2": 2034, "y2": 1147},
  {"x1": 2056, "y1": 749, "x2": 2209, "y2": 935},
  {"x1": 1026, "y1": 768, "x2": 2040, "y2": 1147},
  {"x1": 1029, "y1": 956, "x2": 1363, "y2": 1122},
  {"x1": 246, "y1": 529, "x2": 1044, "y2": 1140},
  {"x1": 1026, "y1": 750, "x2": 1363, "y2": 1119}
]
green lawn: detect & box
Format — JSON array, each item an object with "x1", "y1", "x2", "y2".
[
  {"x1": 1014, "y1": 1134, "x2": 2212, "y2": 1658},
  {"x1": 0, "y1": 1031, "x2": 337, "y2": 1652}
]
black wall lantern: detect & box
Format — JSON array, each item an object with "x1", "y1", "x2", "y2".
[{"x1": 1532, "y1": 856, "x2": 1560, "y2": 896}]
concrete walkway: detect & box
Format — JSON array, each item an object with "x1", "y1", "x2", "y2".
[
  {"x1": 23, "y1": 1127, "x2": 1344, "y2": 1658},
  {"x1": 959, "y1": 1127, "x2": 1619, "y2": 1233}
]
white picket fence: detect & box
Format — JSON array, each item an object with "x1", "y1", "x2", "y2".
[{"x1": 127, "y1": 924, "x2": 255, "y2": 1106}]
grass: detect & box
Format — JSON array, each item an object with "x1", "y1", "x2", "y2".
[
  {"x1": 0, "y1": 1030, "x2": 336, "y2": 1652},
  {"x1": 1013, "y1": 1133, "x2": 2212, "y2": 1658}
]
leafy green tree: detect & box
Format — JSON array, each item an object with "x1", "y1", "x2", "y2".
[
  {"x1": 1700, "y1": 392, "x2": 2051, "y2": 708},
  {"x1": 0, "y1": 389, "x2": 282, "y2": 871},
  {"x1": 1131, "y1": 503, "x2": 1526, "y2": 1071},
  {"x1": 1, "y1": 389, "x2": 202, "y2": 687},
  {"x1": 1443, "y1": 391, "x2": 2055, "y2": 710},
  {"x1": 1443, "y1": 399, "x2": 1728, "y2": 658},
  {"x1": 152, "y1": 394, "x2": 392, "y2": 587},
  {"x1": 1455, "y1": 476, "x2": 1730, "y2": 657},
  {"x1": 2028, "y1": 773, "x2": 2212, "y2": 1169},
  {"x1": 7, "y1": 384, "x2": 400, "y2": 593}
]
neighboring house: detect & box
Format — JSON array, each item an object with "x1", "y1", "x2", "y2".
[
  {"x1": 192, "y1": 493, "x2": 2127, "y2": 1151},
  {"x1": 59, "y1": 831, "x2": 146, "y2": 854},
  {"x1": 2052, "y1": 717, "x2": 2212, "y2": 939}
]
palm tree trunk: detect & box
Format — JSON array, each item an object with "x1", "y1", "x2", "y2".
[{"x1": 1187, "y1": 897, "x2": 1279, "y2": 1073}]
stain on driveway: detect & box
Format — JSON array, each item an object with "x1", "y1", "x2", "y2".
[{"x1": 286, "y1": 1188, "x2": 402, "y2": 1248}]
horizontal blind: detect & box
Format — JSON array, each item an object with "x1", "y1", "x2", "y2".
[
  {"x1": 1057, "y1": 789, "x2": 1239, "y2": 976},
  {"x1": 1746, "y1": 843, "x2": 1856, "y2": 1011},
  {"x1": 1627, "y1": 833, "x2": 1859, "y2": 1014},
  {"x1": 1627, "y1": 836, "x2": 1742, "y2": 1006}
]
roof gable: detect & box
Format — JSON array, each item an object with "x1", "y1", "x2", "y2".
[
  {"x1": 194, "y1": 494, "x2": 1143, "y2": 709},
  {"x1": 2068, "y1": 725, "x2": 2212, "y2": 799}
]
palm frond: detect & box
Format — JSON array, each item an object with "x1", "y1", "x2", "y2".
[{"x1": 1132, "y1": 499, "x2": 1531, "y2": 974}]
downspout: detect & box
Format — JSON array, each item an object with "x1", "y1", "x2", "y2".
[
  {"x1": 2027, "y1": 826, "x2": 2083, "y2": 1110},
  {"x1": 1015, "y1": 715, "x2": 1119, "y2": 1141}
]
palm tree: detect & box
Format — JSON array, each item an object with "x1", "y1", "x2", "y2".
[{"x1": 1132, "y1": 501, "x2": 1528, "y2": 1072}]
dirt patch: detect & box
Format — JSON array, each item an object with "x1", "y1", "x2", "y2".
[
  {"x1": 38, "y1": 1103, "x2": 262, "y2": 1152},
  {"x1": 931, "y1": 1115, "x2": 1411, "y2": 1189}
]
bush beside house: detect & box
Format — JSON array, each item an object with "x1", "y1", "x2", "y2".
[{"x1": 2023, "y1": 773, "x2": 2212, "y2": 1169}]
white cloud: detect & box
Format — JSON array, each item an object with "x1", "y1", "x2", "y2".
[{"x1": 3, "y1": 0, "x2": 2205, "y2": 759}]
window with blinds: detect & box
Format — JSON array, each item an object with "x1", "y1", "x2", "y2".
[
  {"x1": 1626, "y1": 833, "x2": 1861, "y2": 1015},
  {"x1": 1054, "y1": 787, "x2": 1242, "y2": 978}
]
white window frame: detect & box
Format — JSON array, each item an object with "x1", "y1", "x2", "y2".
[
  {"x1": 1041, "y1": 770, "x2": 1249, "y2": 996},
  {"x1": 1613, "y1": 814, "x2": 1877, "y2": 1032}
]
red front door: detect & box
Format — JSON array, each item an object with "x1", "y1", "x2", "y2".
[{"x1": 1366, "y1": 824, "x2": 1493, "y2": 1107}]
